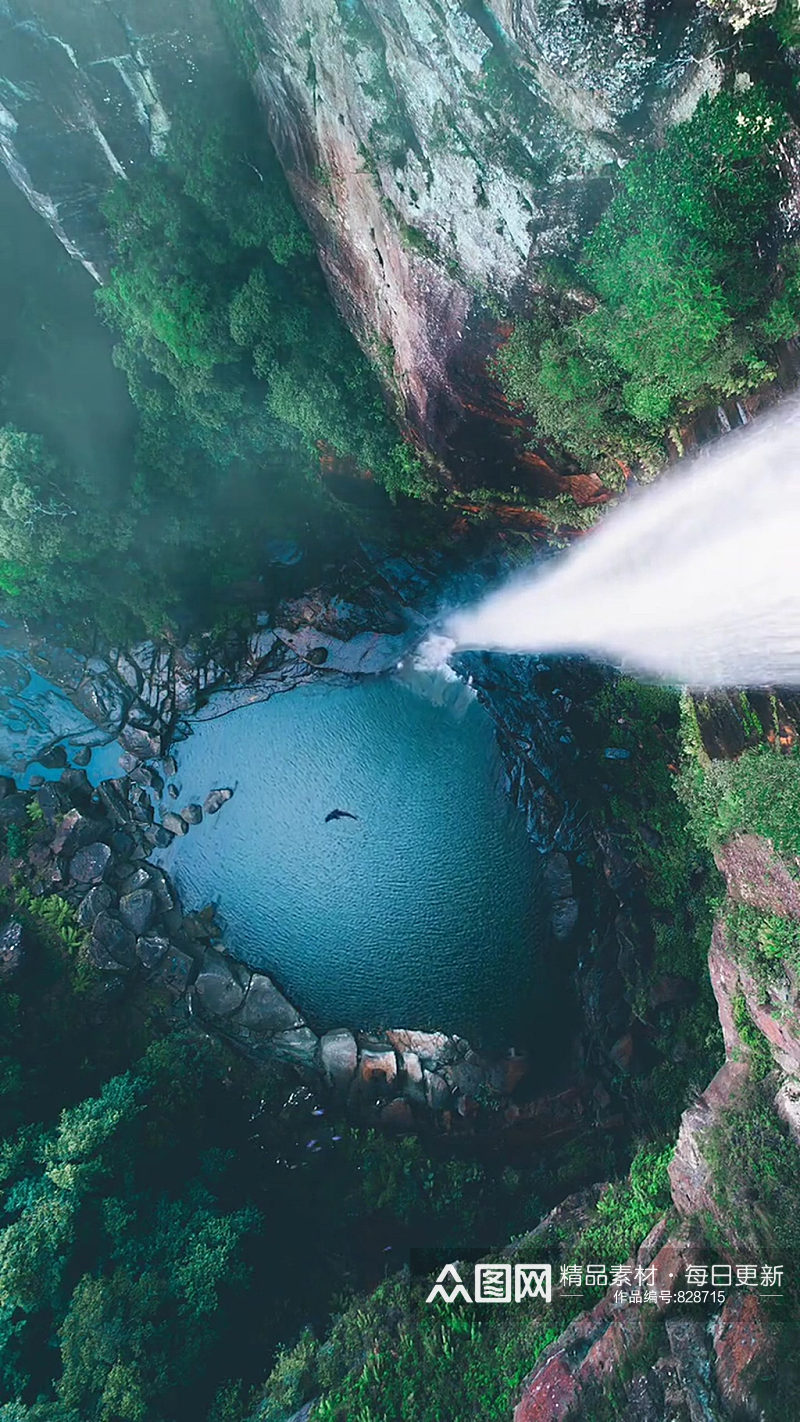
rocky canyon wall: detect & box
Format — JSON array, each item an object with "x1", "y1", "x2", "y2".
[{"x1": 246, "y1": 0, "x2": 723, "y2": 461}]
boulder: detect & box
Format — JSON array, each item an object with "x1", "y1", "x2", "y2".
[
  {"x1": 380, "y1": 1097, "x2": 415, "y2": 1129},
  {"x1": 71, "y1": 745, "x2": 92, "y2": 767},
  {"x1": 59, "y1": 767, "x2": 92, "y2": 800},
  {"x1": 204, "y1": 787, "x2": 234, "y2": 815},
  {"x1": 163, "y1": 754, "x2": 178, "y2": 777},
  {"x1": 167, "y1": 784, "x2": 179, "y2": 799},
  {"x1": 77, "y1": 883, "x2": 114, "y2": 929},
  {"x1": 385, "y1": 1029, "x2": 460, "y2": 1067},
  {"x1": 543, "y1": 851, "x2": 573, "y2": 901},
  {"x1": 154, "y1": 945, "x2": 194, "y2": 995},
  {"x1": 424, "y1": 1069, "x2": 451, "y2": 1111},
  {"x1": 161, "y1": 811, "x2": 188, "y2": 837},
  {"x1": 89, "y1": 912, "x2": 136, "y2": 970},
  {"x1": 146, "y1": 867, "x2": 175, "y2": 914},
  {"x1": 550, "y1": 897, "x2": 579, "y2": 940},
  {"x1": 118, "y1": 867, "x2": 151, "y2": 894},
  {"x1": 194, "y1": 955, "x2": 247, "y2": 1017},
  {"x1": 0, "y1": 794, "x2": 30, "y2": 829},
  {"x1": 180, "y1": 803, "x2": 203, "y2": 826},
  {"x1": 37, "y1": 744, "x2": 68, "y2": 770},
  {"x1": 359, "y1": 1047, "x2": 398, "y2": 1089},
  {"x1": 270, "y1": 1026, "x2": 320, "y2": 1068},
  {"x1": 52, "y1": 809, "x2": 103, "y2": 859},
  {"x1": 119, "y1": 888, "x2": 155, "y2": 936},
  {"x1": 0, "y1": 776, "x2": 16, "y2": 799},
  {"x1": 0, "y1": 919, "x2": 24, "y2": 980},
  {"x1": 320, "y1": 1028, "x2": 358, "y2": 1088},
  {"x1": 237, "y1": 973, "x2": 300, "y2": 1033},
  {"x1": 36, "y1": 781, "x2": 72, "y2": 826},
  {"x1": 69, "y1": 842, "x2": 111, "y2": 884},
  {"x1": 444, "y1": 1058, "x2": 485, "y2": 1098},
  {"x1": 136, "y1": 934, "x2": 170, "y2": 970}
]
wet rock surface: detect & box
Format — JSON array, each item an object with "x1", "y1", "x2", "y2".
[{"x1": 0, "y1": 919, "x2": 24, "y2": 980}]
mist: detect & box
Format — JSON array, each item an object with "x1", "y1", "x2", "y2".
[{"x1": 445, "y1": 400, "x2": 800, "y2": 687}]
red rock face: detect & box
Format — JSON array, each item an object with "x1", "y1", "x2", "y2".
[
  {"x1": 713, "y1": 1292, "x2": 775, "y2": 1419},
  {"x1": 512, "y1": 1220, "x2": 775, "y2": 1421},
  {"x1": 714, "y1": 833, "x2": 800, "y2": 920}
]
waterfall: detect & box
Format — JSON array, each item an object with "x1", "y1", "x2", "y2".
[{"x1": 439, "y1": 399, "x2": 800, "y2": 687}]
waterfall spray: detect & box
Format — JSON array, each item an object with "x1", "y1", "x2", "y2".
[{"x1": 439, "y1": 399, "x2": 800, "y2": 688}]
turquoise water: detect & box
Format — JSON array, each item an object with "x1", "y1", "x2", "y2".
[
  {"x1": 156, "y1": 673, "x2": 545, "y2": 1044},
  {"x1": 0, "y1": 647, "x2": 124, "y2": 786}
]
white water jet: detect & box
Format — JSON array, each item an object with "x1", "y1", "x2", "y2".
[{"x1": 445, "y1": 400, "x2": 800, "y2": 687}]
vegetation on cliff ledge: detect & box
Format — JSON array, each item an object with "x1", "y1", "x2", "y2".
[{"x1": 498, "y1": 86, "x2": 800, "y2": 477}]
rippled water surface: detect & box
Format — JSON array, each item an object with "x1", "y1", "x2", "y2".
[{"x1": 156, "y1": 674, "x2": 544, "y2": 1042}]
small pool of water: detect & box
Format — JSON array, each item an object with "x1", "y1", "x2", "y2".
[
  {"x1": 0, "y1": 646, "x2": 125, "y2": 787},
  {"x1": 156, "y1": 672, "x2": 545, "y2": 1045}
]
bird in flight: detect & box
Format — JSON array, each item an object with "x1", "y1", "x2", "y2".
[{"x1": 325, "y1": 808, "x2": 359, "y2": 823}]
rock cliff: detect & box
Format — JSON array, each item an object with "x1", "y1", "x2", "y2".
[{"x1": 246, "y1": 0, "x2": 722, "y2": 461}]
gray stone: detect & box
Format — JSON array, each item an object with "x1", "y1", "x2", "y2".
[
  {"x1": 0, "y1": 776, "x2": 16, "y2": 799},
  {"x1": 163, "y1": 754, "x2": 178, "y2": 778},
  {"x1": 136, "y1": 934, "x2": 170, "y2": 970},
  {"x1": 38, "y1": 744, "x2": 68, "y2": 770},
  {"x1": 424, "y1": 1069, "x2": 451, "y2": 1111},
  {"x1": 90, "y1": 912, "x2": 136, "y2": 970},
  {"x1": 400, "y1": 1051, "x2": 426, "y2": 1104},
  {"x1": 270, "y1": 1026, "x2": 320, "y2": 1067},
  {"x1": 444, "y1": 1059, "x2": 485, "y2": 1098},
  {"x1": 51, "y1": 809, "x2": 100, "y2": 859},
  {"x1": 119, "y1": 867, "x2": 151, "y2": 894},
  {"x1": 543, "y1": 851, "x2": 573, "y2": 901},
  {"x1": 180, "y1": 803, "x2": 203, "y2": 826},
  {"x1": 34, "y1": 782, "x2": 72, "y2": 826},
  {"x1": 60, "y1": 767, "x2": 92, "y2": 800},
  {"x1": 320, "y1": 1028, "x2": 358, "y2": 1088},
  {"x1": 385, "y1": 1029, "x2": 460, "y2": 1067},
  {"x1": 551, "y1": 897, "x2": 579, "y2": 940},
  {"x1": 119, "y1": 888, "x2": 155, "y2": 936},
  {"x1": 167, "y1": 783, "x2": 179, "y2": 799},
  {"x1": 237, "y1": 973, "x2": 300, "y2": 1033},
  {"x1": 161, "y1": 812, "x2": 188, "y2": 836},
  {"x1": 153, "y1": 826, "x2": 174, "y2": 848},
  {"x1": 146, "y1": 866, "x2": 175, "y2": 914},
  {"x1": 0, "y1": 794, "x2": 30, "y2": 829},
  {"x1": 155, "y1": 946, "x2": 194, "y2": 995},
  {"x1": 71, "y1": 745, "x2": 92, "y2": 767},
  {"x1": 0, "y1": 919, "x2": 24, "y2": 979},
  {"x1": 77, "y1": 883, "x2": 114, "y2": 929},
  {"x1": 204, "y1": 787, "x2": 234, "y2": 815},
  {"x1": 380, "y1": 1097, "x2": 415, "y2": 1129},
  {"x1": 69, "y1": 842, "x2": 111, "y2": 884},
  {"x1": 194, "y1": 955, "x2": 246, "y2": 1016}
]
